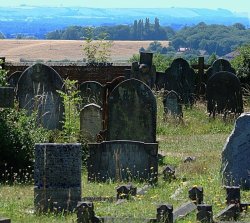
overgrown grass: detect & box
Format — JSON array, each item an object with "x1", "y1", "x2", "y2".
[{"x1": 0, "y1": 96, "x2": 249, "y2": 222}]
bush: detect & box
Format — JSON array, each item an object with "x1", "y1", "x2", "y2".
[{"x1": 0, "y1": 108, "x2": 49, "y2": 181}]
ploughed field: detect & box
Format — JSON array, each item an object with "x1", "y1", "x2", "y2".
[{"x1": 0, "y1": 40, "x2": 169, "y2": 63}]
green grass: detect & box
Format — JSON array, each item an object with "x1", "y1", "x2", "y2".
[{"x1": 0, "y1": 97, "x2": 250, "y2": 223}]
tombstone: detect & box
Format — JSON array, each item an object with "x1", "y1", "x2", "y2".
[
  {"x1": 206, "y1": 59, "x2": 236, "y2": 81},
  {"x1": 163, "y1": 90, "x2": 182, "y2": 118},
  {"x1": 130, "y1": 52, "x2": 156, "y2": 88},
  {"x1": 7, "y1": 71, "x2": 22, "y2": 89},
  {"x1": 107, "y1": 78, "x2": 157, "y2": 143},
  {"x1": 221, "y1": 113, "x2": 250, "y2": 189},
  {"x1": 0, "y1": 87, "x2": 14, "y2": 108},
  {"x1": 88, "y1": 140, "x2": 158, "y2": 182},
  {"x1": 16, "y1": 63, "x2": 64, "y2": 130},
  {"x1": 80, "y1": 103, "x2": 102, "y2": 142},
  {"x1": 79, "y1": 81, "x2": 104, "y2": 108},
  {"x1": 165, "y1": 58, "x2": 196, "y2": 106},
  {"x1": 206, "y1": 71, "x2": 243, "y2": 117},
  {"x1": 155, "y1": 71, "x2": 167, "y2": 90},
  {"x1": 34, "y1": 143, "x2": 82, "y2": 212}
]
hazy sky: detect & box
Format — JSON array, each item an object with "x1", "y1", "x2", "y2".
[{"x1": 2, "y1": 0, "x2": 250, "y2": 14}]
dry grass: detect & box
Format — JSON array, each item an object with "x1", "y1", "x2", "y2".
[{"x1": 0, "y1": 40, "x2": 169, "y2": 63}]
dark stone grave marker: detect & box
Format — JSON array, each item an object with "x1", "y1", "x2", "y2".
[
  {"x1": 0, "y1": 87, "x2": 14, "y2": 108},
  {"x1": 7, "y1": 71, "x2": 22, "y2": 89},
  {"x1": 16, "y1": 63, "x2": 64, "y2": 130},
  {"x1": 221, "y1": 113, "x2": 250, "y2": 189},
  {"x1": 206, "y1": 71, "x2": 243, "y2": 117},
  {"x1": 165, "y1": 58, "x2": 196, "y2": 106},
  {"x1": 79, "y1": 81, "x2": 104, "y2": 108},
  {"x1": 107, "y1": 78, "x2": 157, "y2": 143}
]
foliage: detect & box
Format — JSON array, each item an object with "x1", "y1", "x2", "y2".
[
  {"x1": 57, "y1": 79, "x2": 81, "y2": 142},
  {"x1": 82, "y1": 27, "x2": 113, "y2": 63},
  {"x1": 0, "y1": 32, "x2": 5, "y2": 39},
  {"x1": 0, "y1": 59, "x2": 9, "y2": 86},
  {"x1": 0, "y1": 108, "x2": 49, "y2": 181},
  {"x1": 231, "y1": 44, "x2": 250, "y2": 79}
]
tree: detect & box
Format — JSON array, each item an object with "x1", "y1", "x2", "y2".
[{"x1": 0, "y1": 32, "x2": 5, "y2": 39}]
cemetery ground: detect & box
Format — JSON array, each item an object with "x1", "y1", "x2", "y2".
[
  {"x1": 0, "y1": 96, "x2": 249, "y2": 223},
  {"x1": 0, "y1": 40, "x2": 169, "y2": 63}
]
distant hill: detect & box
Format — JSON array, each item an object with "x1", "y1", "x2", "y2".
[{"x1": 0, "y1": 6, "x2": 249, "y2": 39}]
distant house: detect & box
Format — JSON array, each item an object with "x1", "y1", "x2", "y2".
[
  {"x1": 223, "y1": 51, "x2": 240, "y2": 61},
  {"x1": 178, "y1": 47, "x2": 190, "y2": 52}
]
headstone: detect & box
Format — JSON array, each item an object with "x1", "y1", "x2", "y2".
[
  {"x1": 16, "y1": 63, "x2": 64, "y2": 130},
  {"x1": 206, "y1": 59, "x2": 236, "y2": 80},
  {"x1": 0, "y1": 87, "x2": 14, "y2": 108},
  {"x1": 0, "y1": 218, "x2": 11, "y2": 223},
  {"x1": 107, "y1": 78, "x2": 157, "y2": 143},
  {"x1": 155, "y1": 71, "x2": 167, "y2": 90},
  {"x1": 163, "y1": 90, "x2": 182, "y2": 118},
  {"x1": 7, "y1": 71, "x2": 22, "y2": 88},
  {"x1": 87, "y1": 140, "x2": 158, "y2": 182},
  {"x1": 34, "y1": 143, "x2": 82, "y2": 212},
  {"x1": 79, "y1": 81, "x2": 104, "y2": 108},
  {"x1": 206, "y1": 71, "x2": 243, "y2": 117},
  {"x1": 80, "y1": 103, "x2": 102, "y2": 142},
  {"x1": 221, "y1": 113, "x2": 250, "y2": 189},
  {"x1": 165, "y1": 58, "x2": 196, "y2": 106}
]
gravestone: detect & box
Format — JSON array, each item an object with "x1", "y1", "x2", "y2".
[
  {"x1": 107, "y1": 78, "x2": 157, "y2": 143},
  {"x1": 165, "y1": 58, "x2": 196, "y2": 106},
  {"x1": 79, "y1": 81, "x2": 104, "y2": 108},
  {"x1": 7, "y1": 71, "x2": 22, "y2": 89},
  {"x1": 0, "y1": 87, "x2": 14, "y2": 108},
  {"x1": 206, "y1": 71, "x2": 243, "y2": 117},
  {"x1": 34, "y1": 143, "x2": 82, "y2": 212},
  {"x1": 16, "y1": 63, "x2": 64, "y2": 130},
  {"x1": 130, "y1": 52, "x2": 156, "y2": 88},
  {"x1": 155, "y1": 71, "x2": 167, "y2": 90},
  {"x1": 80, "y1": 103, "x2": 102, "y2": 142},
  {"x1": 206, "y1": 59, "x2": 236, "y2": 80},
  {"x1": 221, "y1": 113, "x2": 250, "y2": 189},
  {"x1": 163, "y1": 90, "x2": 182, "y2": 118},
  {"x1": 88, "y1": 140, "x2": 158, "y2": 182}
]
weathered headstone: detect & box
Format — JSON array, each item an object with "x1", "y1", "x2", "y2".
[
  {"x1": 7, "y1": 71, "x2": 22, "y2": 88},
  {"x1": 80, "y1": 103, "x2": 102, "y2": 142},
  {"x1": 206, "y1": 58, "x2": 236, "y2": 80},
  {"x1": 165, "y1": 58, "x2": 196, "y2": 106},
  {"x1": 206, "y1": 71, "x2": 243, "y2": 117},
  {"x1": 34, "y1": 143, "x2": 82, "y2": 212},
  {"x1": 221, "y1": 113, "x2": 250, "y2": 189},
  {"x1": 88, "y1": 140, "x2": 158, "y2": 182},
  {"x1": 0, "y1": 87, "x2": 14, "y2": 108},
  {"x1": 163, "y1": 90, "x2": 182, "y2": 118},
  {"x1": 16, "y1": 63, "x2": 64, "y2": 130},
  {"x1": 79, "y1": 81, "x2": 104, "y2": 108},
  {"x1": 107, "y1": 78, "x2": 157, "y2": 143}
]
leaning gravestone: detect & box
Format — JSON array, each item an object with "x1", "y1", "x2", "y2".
[
  {"x1": 221, "y1": 113, "x2": 250, "y2": 189},
  {"x1": 80, "y1": 103, "x2": 102, "y2": 142},
  {"x1": 79, "y1": 81, "x2": 104, "y2": 108},
  {"x1": 206, "y1": 71, "x2": 243, "y2": 117},
  {"x1": 7, "y1": 71, "x2": 22, "y2": 89},
  {"x1": 107, "y1": 78, "x2": 157, "y2": 143},
  {"x1": 165, "y1": 58, "x2": 196, "y2": 106},
  {"x1": 163, "y1": 90, "x2": 182, "y2": 118},
  {"x1": 206, "y1": 58, "x2": 236, "y2": 80},
  {"x1": 34, "y1": 143, "x2": 82, "y2": 212},
  {"x1": 16, "y1": 63, "x2": 64, "y2": 130}
]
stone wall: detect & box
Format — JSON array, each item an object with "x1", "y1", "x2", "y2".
[{"x1": 5, "y1": 62, "x2": 130, "y2": 84}]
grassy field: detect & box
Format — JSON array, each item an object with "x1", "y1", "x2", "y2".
[
  {"x1": 0, "y1": 96, "x2": 249, "y2": 222},
  {"x1": 0, "y1": 40, "x2": 169, "y2": 63}
]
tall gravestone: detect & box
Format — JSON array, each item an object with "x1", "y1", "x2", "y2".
[
  {"x1": 107, "y1": 78, "x2": 157, "y2": 143},
  {"x1": 80, "y1": 103, "x2": 102, "y2": 142},
  {"x1": 221, "y1": 113, "x2": 250, "y2": 189},
  {"x1": 206, "y1": 59, "x2": 236, "y2": 80},
  {"x1": 34, "y1": 143, "x2": 82, "y2": 212},
  {"x1": 16, "y1": 63, "x2": 64, "y2": 130},
  {"x1": 79, "y1": 81, "x2": 104, "y2": 108},
  {"x1": 163, "y1": 90, "x2": 182, "y2": 118},
  {"x1": 165, "y1": 58, "x2": 196, "y2": 106},
  {"x1": 206, "y1": 71, "x2": 243, "y2": 117}
]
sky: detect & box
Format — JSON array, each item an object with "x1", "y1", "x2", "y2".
[{"x1": 1, "y1": 0, "x2": 250, "y2": 14}]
